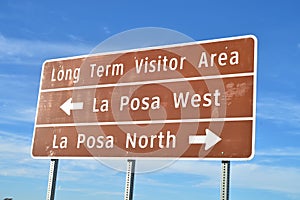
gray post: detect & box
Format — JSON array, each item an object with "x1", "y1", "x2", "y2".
[
  {"x1": 46, "y1": 159, "x2": 59, "y2": 200},
  {"x1": 220, "y1": 161, "x2": 230, "y2": 200},
  {"x1": 124, "y1": 159, "x2": 136, "y2": 200}
]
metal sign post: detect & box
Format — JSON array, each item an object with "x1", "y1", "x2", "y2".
[
  {"x1": 46, "y1": 159, "x2": 59, "y2": 200},
  {"x1": 124, "y1": 160, "x2": 136, "y2": 200},
  {"x1": 220, "y1": 161, "x2": 230, "y2": 200}
]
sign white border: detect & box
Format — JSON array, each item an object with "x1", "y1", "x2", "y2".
[{"x1": 31, "y1": 34, "x2": 257, "y2": 161}]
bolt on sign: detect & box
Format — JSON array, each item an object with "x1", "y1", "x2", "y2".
[{"x1": 31, "y1": 35, "x2": 257, "y2": 160}]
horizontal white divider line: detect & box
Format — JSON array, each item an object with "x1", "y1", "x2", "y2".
[
  {"x1": 41, "y1": 72, "x2": 254, "y2": 93},
  {"x1": 35, "y1": 117, "x2": 253, "y2": 128}
]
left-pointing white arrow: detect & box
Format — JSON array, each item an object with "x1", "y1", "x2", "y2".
[
  {"x1": 189, "y1": 129, "x2": 222, "y2": 150},
  {"x1": 60, "y1": 98, "x2": 84, "y2": 116}
]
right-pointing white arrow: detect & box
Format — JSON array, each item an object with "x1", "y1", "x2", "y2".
[
  {"x1": 189, "y1": 129, "x2": 222, "y2": 150},
  {"x1": 60, "y1": 98, "x2": 84, "y2": 116}
]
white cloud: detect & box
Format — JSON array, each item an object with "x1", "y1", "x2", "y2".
[
  {"x1": 91, "y1": 191, "x2": 123, "y2": 196},
  {"x1": 56, "y1": 186, "x2": 123, "y2": 196},
  {"x1": 0, "y1": 33, "x2": 93, "y2": 65},
  {"x1": 0, "y1": 73, "x2": 38, "y2": 124},
  {"x1": 103, "y1": 27, "x2": 111, "y2": 34},
  {"x1": 0, "y1": 130, "x2": 48, "y2": 178},
  {"x1": 0, "y1": 130, "x2": 30, "y2": 153},
  {"x1": 257, "y1": 147, "x2": 300, "y2": 157},
  {"x1": 257, "y1": 97, "x2": 300, "y2": 126},
  {"x1": 67, "y1": 34, "x2": 85, "y2": 42},
  {"x1": 161, "y1": 161, "x2": 220, "y2": 187},
  {"x1": 0, "y1": 107, "x2": 36, "y2": 124},
  {"x1": 232, "y1": 163, "x2": 300, "y2": 194},
  {"x1": 159, "y1": 160, "x2": 300, "y2": 195}
]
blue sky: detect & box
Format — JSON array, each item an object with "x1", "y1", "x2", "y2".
[{"x1": 0, "y1": 0, "x2": 300, "y2": 199}]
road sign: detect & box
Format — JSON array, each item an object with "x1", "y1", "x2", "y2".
[{"x1": 31, "y1": 35, "x2": 257, "y2": 160}]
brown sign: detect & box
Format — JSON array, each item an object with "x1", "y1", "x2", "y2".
[{"x1": 31, "y1": 35, "x2": 257, "y2": 160}]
